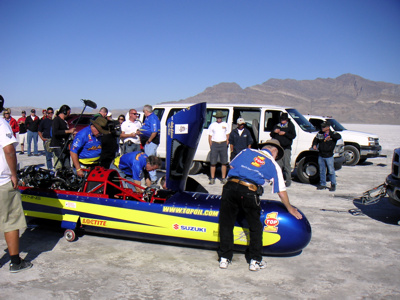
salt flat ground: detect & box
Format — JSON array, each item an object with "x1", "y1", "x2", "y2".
[{"x1": 0, "y1": 124, "x2": 399, "y2": 300}]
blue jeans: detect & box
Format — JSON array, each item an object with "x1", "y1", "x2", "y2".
[
  {"x1": 144, "y1": 142, "x2": 158, "y2": 182},
  {"x1": 318, "y1": 156, "x2": 336, "y2": 186},
  {"x1": 43, "y1": 141, "x2": 53, "y2": 169},
  {"x1": 27, "y1": 130, "x2": 38, "y2": 155},
  {"x1": 123, "y1": 142, "x2": 141, "y2": 154}
]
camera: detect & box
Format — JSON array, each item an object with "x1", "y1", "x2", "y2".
[{"x1": 107, "y1": 120, "x2": 121, "y2": 136}]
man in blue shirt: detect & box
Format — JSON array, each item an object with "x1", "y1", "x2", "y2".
[
  {"x1": 113, "y1": 151, "x2": 162, "y2": 192},
  {"x1": 218, "y1": 139, "x2": 303, "y2": 271},
  {"x1": 139, "y1": 104, "x2": 160, "y2": 183},
  {"x1": 70, "y1": 117, "x2": 110, "y2": 177}
]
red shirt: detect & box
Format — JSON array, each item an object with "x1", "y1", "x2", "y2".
[{"x1": 5, "y1": 117, "x2": 19, "y2": 137}]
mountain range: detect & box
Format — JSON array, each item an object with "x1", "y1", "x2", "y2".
[
  {"x1": 160, "y1": 74, "x2": 400, "y2": 125},
  {"x1": 8, "y1": 74, "x2": 400, "y2": 124}
]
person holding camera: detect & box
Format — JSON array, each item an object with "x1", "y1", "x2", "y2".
[
  {"x1": 120, "y1": 109, "x2": 141, "y2": 154},
  {"x1": 51, "y1": 105, "x2": 76, "y2": 169},
  {"x1": 99, "y1": 113, "x2": 120, "y2": 168},
  {"x1": 217, "y1": 139, "x2": 302, "y2": 271}
]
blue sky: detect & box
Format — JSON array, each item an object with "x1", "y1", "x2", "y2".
[{"x1": 1, "y1": 0, "x2": 399, "y2": 110}]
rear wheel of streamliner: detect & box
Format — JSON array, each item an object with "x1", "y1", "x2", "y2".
[{"x1": 64, "y1": 229, "x2": 76, "y2": 242}]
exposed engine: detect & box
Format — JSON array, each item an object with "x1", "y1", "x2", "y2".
[{"x1": 18, "y1": 165, "x2": 85, "y2": 191}]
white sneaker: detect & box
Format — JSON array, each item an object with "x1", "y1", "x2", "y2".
[
  {"x1": 219, "y1": 257, "x2": 231, "y2": 269},
  {"x1": 249, "y1": 259, "x2": 267, "y2": 271}
]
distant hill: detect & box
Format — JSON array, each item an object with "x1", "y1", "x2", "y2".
[
  {"x1": 8, "y1": 74, "x2": 400, "y2": 124},
  {"x1": 160, "y1": 74, "x2": 400, "y2": 125}
]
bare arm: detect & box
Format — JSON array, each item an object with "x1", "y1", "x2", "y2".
[
  {"x1": 3, "y1": 144, "x2": 18, "y2": 189},
  {"x1": 146, "y1": 132, "x2": 157, "y2": 144},
  {"x1": 277, "y1": 190, "x2": 303, "y2": 219},
  {"x1": 70, "y1": 152, "x2": 84, "y2": 178},
  {"x1": 120, "y1": 131, "x2": 137, "y2": 139},
  {"x1": 38, "y1": 131, "x2": 47, "y2": 141}
]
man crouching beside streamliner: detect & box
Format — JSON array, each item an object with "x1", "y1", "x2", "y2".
[{"x1": 217, "y1": 139, "x2": 302, "y2": 271}]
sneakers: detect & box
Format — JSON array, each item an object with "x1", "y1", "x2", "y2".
[
  {"x1": 9, "y1": 259, "x2": 33, "y2": 273},
  {"x1": 249, "y1": 259, "x2": 267, "y2": 271},
  {"x1": 219, "y1": 257, "x2": 231, "y2": 269},
  {"x1": 221, "y1": 178, "x2": 228, "y2": 184},
  {"x1": 209, "y1": 178, "x2": 215, "y2": 185},
  {"x1": 329, "y1": 184, "x2": 336, "y2": 192},
  {"x1": 19, "y1": 152, "x2": 24, "y2": 155},
  {"x1": 316, "y1": 185, "x2": 327, "y2": 190}
]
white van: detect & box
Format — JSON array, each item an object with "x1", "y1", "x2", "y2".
[
  {"x1": 306, "y1": 115, "x2": 381, "y2": 166},
  {"x1": 149, "y1": 103, "x2": 345, "y2": 184}
]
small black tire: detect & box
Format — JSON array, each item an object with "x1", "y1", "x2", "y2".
[
  {"x1": 344, "y1": 145, "x2": 360, "y2": 166},
  {"x1": 189, "y1": 161, "x2": 203, "y2": 175}
]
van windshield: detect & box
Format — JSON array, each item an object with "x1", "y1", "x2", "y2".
[
  {"x1": 287, "y1": 109, "x2": 317, "y2": 132},
  {"x1": 327, "y1": 118, "x2": 347, "y2": 131}
]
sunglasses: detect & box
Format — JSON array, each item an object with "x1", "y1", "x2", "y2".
[
  {"x1": 118, "y1": 118, "x2": 124, "y2": 121},
  {"x1": 47, "y1": 111, "x2": 54, "y2": 114}
]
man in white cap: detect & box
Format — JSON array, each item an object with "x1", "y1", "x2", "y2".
[{"x1": 229, "y1": 117, "x2": 253, "y2": 160}]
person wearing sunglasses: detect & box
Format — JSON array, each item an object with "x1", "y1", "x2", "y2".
[
  {"x1": 117, "y1": 115, "x2": 126, "y2": 154},
  {"x1": 120, "y1": 109, "x2": 141, "y2": 154},
  {"x1": 2, "y1": 108, "x2": 19, "y2": 138},
  {"x1": 38, "y1": 107, "x2": 54, "y2": 169}
]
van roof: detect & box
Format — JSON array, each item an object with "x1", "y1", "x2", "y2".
[{"x1": 154, "y1": 102, "x2": 295, "y2": 110}]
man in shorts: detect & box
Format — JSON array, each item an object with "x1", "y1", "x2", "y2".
[
  {"x1": 208, "y1": 110, "x2": 230, "y2": 185},
  {"x1": 0, "y1": 95, "x2": 33, "y2": 273}
]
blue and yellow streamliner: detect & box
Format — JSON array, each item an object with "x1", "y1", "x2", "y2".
[{"x1": 19, "y1": 102, "x2": 311, "y2": 255}]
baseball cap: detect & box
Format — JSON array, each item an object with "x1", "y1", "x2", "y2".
[
  {"x1": 237, "y1": 118, "x2": 245, "y2": 125},
  {"x1": 31, "y1": 109, "x2": 36, "y2": 113}
]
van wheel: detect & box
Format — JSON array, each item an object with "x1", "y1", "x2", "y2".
[
  {"x1": 297, "y1": 157, "x2": 320, "y2": 184},
  {"x1": 344, "y1": 145, "x2": 360, "y2": 166},
  {"x1": 189, "y1": 161, "x2": 203, "y2": 175}
]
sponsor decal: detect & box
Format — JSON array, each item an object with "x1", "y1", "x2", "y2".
[
  {"x1": 167, "y1": 122, "x2": 174, "y2": 138},
  {"x1": 234, "y1": 230, "x2": 249, "y2": 242},
  {"x1": 175, "y1": 124, "x2": 188, "y2": 134},
  {"x1": 135, "y1": 152, "x2": 145, "y2": 160},
  {"x1": 173, "y1": 223, "x2": 206, "y2": 232},
  {"x1": 87, "y1": 145, "x2": 101, "y2": 151},
  {"x1": 82, "y1": 218, "x2": 107, "y2": 227},
  {"x1": 264, "y1": 212, "x2": 279, "y2": 232},
  {"x1": 24, "y1": 194, "x2": 41, "y2": 200},
  {"x1": 162, "y1": 206, "x2": 219, "y2": 217},
  {"x1": 72, "y1": 138, "x2": 80, "y2": 148},
  {"x1": 251, "y1": 156, "x2": 266, "y2": 167},
  {"x1": 65, "y1": 202, "x2": 76, "y2": 209},
  {"x1": 6, "y1": 133, "x2": 12, "y2": 139}
]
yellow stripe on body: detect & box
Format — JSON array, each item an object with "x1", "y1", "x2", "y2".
[
  {"x1": 79, "y1": 156, "x2": 100, "y2": 165},
  {"x1": 22, "y1": 194, "x2": 281, "y2": 246}
]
